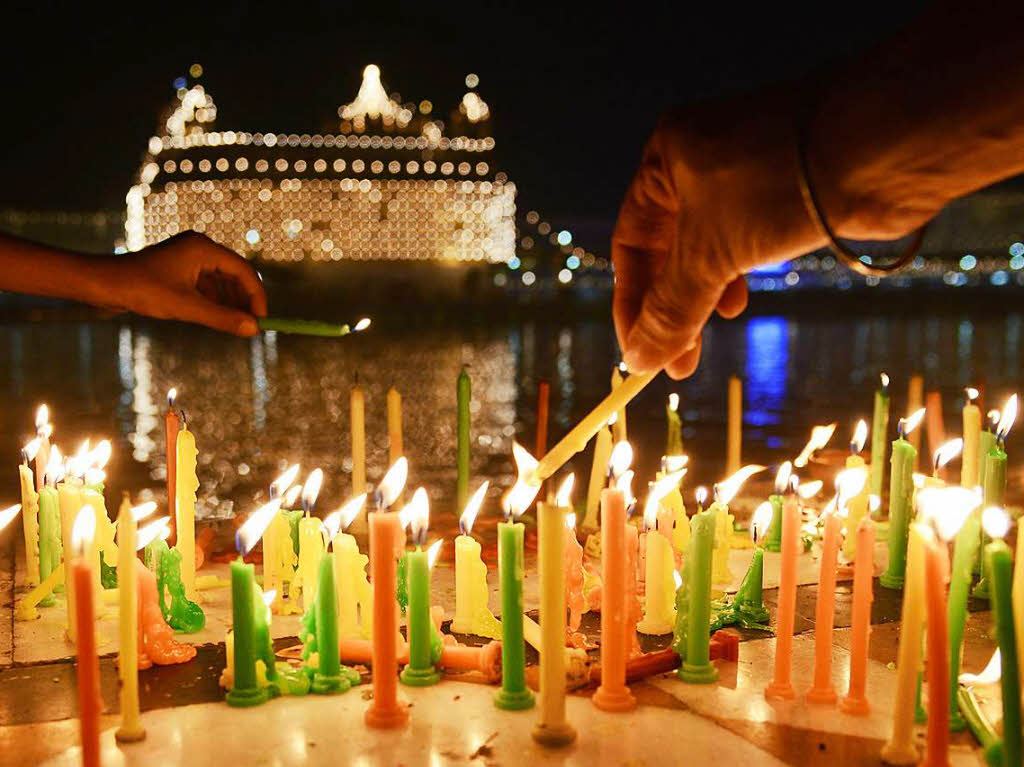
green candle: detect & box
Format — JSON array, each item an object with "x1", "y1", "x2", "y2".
[
  {"x1": 869, "y1": 373, "x2": 891, "y2": 499},
  {"x1": 311, "y1": 554, "x2": 356, "y2": 693},
  {"x1": 153, "y1": 539, "x2": 205, "y2": 633},
  {"x1": 457, "y1": 365, "x2": 471, "y2": 513},
  {"x1": 678, "y1": 509, "x2": 717, "y2": 683},
  {"x1": 956, "y1": 687, "x2": 1004, "y2": 767},
  {"x1": 495, "y1": 519, "x2": 534, "y2": 709},
  {"x1": 226, "y1": 558, "x2": 270, "y2": 707},
  {"x1": 985, "y1": 530, "x2": 1020, "y2": 767},
  {"x1": 257, "y1": 317, "x2": 369, "y2": 337},
  {"x1": 973, "y1": 443, "x2": 1007, "y2": 601},
  {"x1": 400, "y1": 546, "x2": 440, "y2": 686},
  {"x1": 880, "y1": 414, "x2": 919, "y2": 589},
  {"x1": 37, "y1": 485, "x2": 61, "y2": 605},
  {"x1": 946, "y1": 508, "x2": 982, "y2": 731},
  {"x1": 973, "y1": 415, "x2": 998, "y2": 577},
  {"x1": 665, "y1": 393, "x2": 683, "y2": 456},
  {"x1": 763, "y1": 494, "x2": 784, "y2": 553}
]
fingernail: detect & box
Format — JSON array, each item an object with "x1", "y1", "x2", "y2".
[
  {"x1": 622, "y1": 347, "x2": 652, "y2": 375},
  {"x1": 237, "y1": 317, "x2": 258, "y2": 336}
]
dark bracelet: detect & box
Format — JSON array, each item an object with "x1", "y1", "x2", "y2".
[{"x1": 795, "y1": 123, "x2": 926, "y2": 278}]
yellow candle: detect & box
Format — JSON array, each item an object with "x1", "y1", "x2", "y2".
[
  {"x1": 726, "y1": 376, "x2": 742, "y2": 477},
  {"x1": 582, "y1": 424, "x2": 612, "y2": 531},
  {"x1": 841, "y1": 455, "x2": 870, "y2": 561},
  {"x1": 297, "y1": 516, "x2": 324, "y2": 612},
  {"x1": 175, "y1": 426, "x2": 199, "y2": 601},
  {"x1": 907, "y1": 375, "x2": 924, "y2": 470},
  {"x1": 881, "y1": 523, "x2": 927, "y2": 764},
  {"x1": 610, "y1": 365, "x2": 627, "y2": 443},
  {"x1": 15, "y1": 563, "x2": 65, "y2": 621},
  {"x1": 333, "y1": 532, "x2": 373, "y2": 638},
  {"x1": 533, "y1": 476, "x2": 576, "y2": 747},
  {"x1": 387, "y1": 386, "x2": 403, "y2": 466},
  {"x1": 350, "y1": 382, "x2": 367, "y2": 535},
  {"x1": 961, "y1": 389, "x2": 981, "y2": 489},
  {"x1": 710, "y1": 501, "x2": 735, "y2": 585},
  {"x1": 18, "y1": 464, "x2": 40, "y2": 586},
  {"x1": 638, "y1": 522, "x2": 676, "y2": 634},
  {"x1": 534, "y1": 370, "x2": 658, "y2": 483},
  {"x1": 58, "y1": 480, "x2": 84, "y2": 641},
  {"x1": 665, "y1": 487, "x2": 689, "y2": 555},
  {"x1": 115, "y1": 497, "x2": 145, "y2": 743},
  {"x1": 451, "y1": 482, "x2": 501, "y2": 639}
]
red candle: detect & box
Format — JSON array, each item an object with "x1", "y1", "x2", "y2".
[
  {"x1": 536, "y1": 380, "x2": 550, "y2": 461},
  {"x1": 921, "y1": 528, "x2": 951, "y2": 767},
  {"x1": 806, "y1": 510, "x2": 842, "y2": 703},
  {"x1": 71, "y1": 507, "x2": 102, "y2": 767},
  {"x1": 365, "y1": 511, "x2": 409, "y2": 728},
  {"x1": 165, "y1": 389, "x2": 180, "y2": 545},
  {"x1": 839, "y1": 516, "x2": 876, "y2": 715}
]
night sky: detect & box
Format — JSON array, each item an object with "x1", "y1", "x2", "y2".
[{"x1": 1, "y1": 2, "x2": 927, "y2": 234}]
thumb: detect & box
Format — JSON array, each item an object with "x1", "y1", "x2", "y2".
[
  {"x1": 171, "y1": 291, "x2": 259, "y2": 336},
  {"x1": 622, "y1": 269, "x2": 724, "y2": 375}
]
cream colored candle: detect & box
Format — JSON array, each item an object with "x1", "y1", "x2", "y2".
[
  {"x1": 582, "y1": 422, "x2": 613, "y2": 531},
  {"x1": 961, "y1": 388, "x2": 981, "y2": 489},
  {"x1": 351, "y1": 381, "x2": 366, "y2": 494},
  {"x1": 841, "y1": 454, "x2": 870, "y2": 561},
  {"x1": 18, "y1": 463, "x2": 40, "y2": 585},
  {"x1": 610, "y1": 365, "x2": 627, "y2": 443},
  {"x1": 710, "y1": 501, "x2": 735, "y2": 585},
  {"x1": 726, "y1": 376, "x2": 742, "y2": 477},
  {"x1": 115, "y1": 497, "x2": 145, "y2": 743},
  {"x1": 175, "y1": 425, "x2": 199, "y2": 600},
  {"x1": 638, "y1": 514, "x2": 677, "y2": 635},
  {"x1": 387, "y1": 386, "x2": 403, "y2": 465},
  {"x1": 298, "y1": 517, "x2": 324, "y2": 611}
]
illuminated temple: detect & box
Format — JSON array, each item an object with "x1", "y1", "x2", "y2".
[{"x1": 124, "y1": 66, "x2": 516, "y2": 266}]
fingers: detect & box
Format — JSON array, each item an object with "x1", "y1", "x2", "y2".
[
  {"x1": 665, "y1": 335, "x2": 703, "y2": 380},
  {"x1": 170, "y1": 291, "x2": 259, "y2": 336},
  {"x1": 206, "y1": 253, "x2": 268, "y2": 317},
  {"x1": 716, "y1": 276, "x2": 749, "y2": 319},
  {"x1": 612, "y1": 243, "x2": 655, "y2": 353}
]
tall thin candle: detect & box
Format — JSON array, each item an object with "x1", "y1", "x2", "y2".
[
  {"x1": 869, "y1": 373, "x2": 890, "y2": 498},
  {"x1": 806, "y1": 509, "x2": 842, "y2": 704},
  {"x1": 365, "y1": 510, "x2": 409, "y2": 727},
  {"x1": 457, "y1": 365, "x2": 472, "y2": 513},
  {"x1": 726, "y1": 376, "x2": 742, "y2": 477},
  {"x1": 71, "y1": 507, "x2": 102, "y2": 767},
  {"x1": 401, "y1": 490, "x2": 441, "y2": 686},
  {"x1": 164, "y1": 389, "x2": 179, "y2": 544},
  {"x1": 907, "y1": 375, "x2": 924, "y2": 469},
  {"x1": 881, "y1": 409, "x2": 924, "y2": 589},
  {"x1": 116, "y1": 497, "x2": 148, "y2": 743},
  {"x1": 350, "y1": 377, "x2": 367, "y2": 534},
  {"x1": 582, "y1": 420, "x2": 613, "y2": 531},
  {"x1": 765, "y1": 488, "x2": 800, "y2": 700},
  {"x1": 839, "y1": 515, "x2": 875, "y2": 715},
  {"x1": 961, "y1": 387, "x2": 981, "y2": 488},
  {"x1": 677, "y1": 506, "x2": 718, "y2": 683}
]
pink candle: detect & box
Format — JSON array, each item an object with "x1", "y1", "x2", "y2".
[
  {"x1": 564, "y1": 516, "x2": 586, "y2": 632},
  {"x1": 839, "y1": 516, "x2": 876, "y2": 715},
  {"x1": 71, "y1": 509, "x2": 101, "y2": 767},
  {"x1": 765, "y1": 494, "x2": 800, "y2": 700},
  {"x1": 365, "y1": 511, "x2": 409, "y2": 728},
  {"x1": 806, "y1": 510, "x2": 842, "y2": 704},
  {"x1": 593, "y1": 487, "x2": 636, "y2": 711},
  {"x1": 921, "y1": 530, "x2": 951, "y2": 767}
]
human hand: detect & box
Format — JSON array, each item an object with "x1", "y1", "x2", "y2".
[
  {"x1": 108, "y1": 232, "x2": 267, "y2": 335},
  {"x1": 613, "y1": 92, "x2": 827, "y2": 379}
]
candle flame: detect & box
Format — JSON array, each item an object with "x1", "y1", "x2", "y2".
[
  {"x1": 668, "y1": 393, "x2": 679, "y2": 412},
  {"x1": 798, "y1": 479, "x2": 823, "y2": 499},
  {"x1": 959, "y1": 649, "x2": 1002, "y2": 686},
  {"x1": 71, "y1": 505, "x2": 96, "y2": 555},
  {"x1": 376, "y1": 457, "x2": 408, "y2": 510},
  {"x1": 774, "y1": 462, "x2": 793, "y2": 495},
  {"x1": 270, "y1": 464, "x2": 300, "y2": 498},
  {"x1": 235, "y1": 498, "x2": 284, "y2": 556},
  {"x1": 933, "y1": 438, "x2": 964, "y2": 471},
  {"x1": 89, "y1": 440, "x2": 112, "y2": 470},
  {"x1": 554, "y1": 473, "x2": 575, "y2": 508},
  {"x1": 662, "y1": 454, "x2": 689, "y2": 473},
  {"x1": 502, "y1": 443, "x2": 540, "y2": 519},
  {"x1": 282, "y1": 485, "x2": 302, "y2": 509},
  {"x1": 851, "y1": 419, "x2": 868, "y2": 454},
  {"x1": 0, "y1": 504, "x2": 22, "y2": 533},
  {"x1": 912, "y1": 472, "x2": 927, "y2": 490},
  {"x1": 673, "y1": 570, "x2": 683, "y2": 590},
  {"x1": 136, "y1": 517, "x2": 171, "y2": 550},
  {"x1": 301, "y1": 468, "x2": 324, "y2": 512},
  {"x1": 354, "y1": 317, "x2": 372, "y2": 332},
  {"x1": 333, "y1": 493, "x2": 368, "y2": 533},
  {"x1": 35, "y1": 404, "x2": 49, "y2": 430},
  {"x1": 917, "y1": 486, "x2": 980, "y2": 542},
  {"x1": 750, "y1": 501, "x2": 773, "y2": 543},
  {"x1": 899, "y1": 408, "x2": 926, "y2": 439},
  {"x1": 168, "y1": 387, "x2": 177, "y2": 407},
  {"x1": 981, "y1": 506, "x2": 1011, "y2": 539},
  {"x1": 695, "y1": 486, "x2": 708, "y2": 509},
  {"x1": 427, "y1": 538, "x2": 444, "y2": 568},
  {"x1": 23, "y1": 437, "x2": 41, "y2": 462},
  {"x1": 869, "y1": 494, "x2": 881, "y2": 513},
  {"x1": 607, "y1": 411, "x2": 618, "y2": 427},
  {"x1": 130, "y1": 501, "x2": 158, "y2": 522},
  {"x1": 987, "y1": 409, "x2": 1001, "y2": 430},
  {"x1": 565, "y1": 512, "x2": 577, "y2": 531},
  {"x1": 39, "y1": 423, "x2": 53, "y2": 440},
  {"x1": 642, "y1": 469, "x2": 686, "y2": 529},
  {"x1": 793, "y1": 423, "x2": 837, "y2": 468},
  {"x1": 996, "y1": 394, "x2": 1017, "y2": 442},
  {"x1": 84, "y1": 469, "x2": 106, "y2": 488},
  {"x1": 45, "y1": 446, "x2": 65, "y2": 485},
  {"x1": 965, "y1": 386, "x2": 979, "y2": 403},
  {"x1": 262, "y1": 590, "x2": 277, "y2": 607},
  {"x1": 402, "y1": 487, "x2": 430, "y2": 544},
  {"x1": 459, "y1": 481, "x2": 489, "y2": 535},
  {"x1": 616, "y1": 469, "x2": 636, "y2": 510},
  {"x1": 608, "y1": 441, "x2": 633, "y2": 479},
  {"x1": 879, "y1": 372, "x2": 889, "y2": 390},
  {"x1": 835, "y1": 467, "x2": 867, "y2": 509}
]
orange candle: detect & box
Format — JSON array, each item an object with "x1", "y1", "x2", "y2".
[
  {"x1": 593, "y1": 486, "x2": 636, "y2": 711},
  {"x1": 921, "y1": 528, "x2": 950, "y2": 767},
  {"x1": 71, "y1": 507, "x2": 102, "y2": 767},
  {"x1": 806, "y1": 510, "x2": 842, "y2": 704},
  {"x1": 839, "y1": 516, "x2": 876, "y2": 715},
  {"x1": 536, "y1": 379, "x2": 550, "y2": 460},
  {"x1": 765, "y1": 493, "x2": 800, "y2": 700},
  {"x1": 925, "y1": 390, "x2": 944, "y2": 458},
  {"x1": 165, "y1": 389, "x2": 180, "y2": 545},
  {"x1": 365, "y1": 511, "x2": 409, "y2": 728}
]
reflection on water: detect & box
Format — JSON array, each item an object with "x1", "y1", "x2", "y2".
[{"x1": 0, "y1": 310, "x2": 1020, "y2": 523}]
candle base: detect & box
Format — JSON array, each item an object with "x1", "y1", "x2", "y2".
[
  {"x1": 364, "y1": 702, "x2": 410, "y2": 729},
  {"x1": 532, "y1": 721, "x2": 577, "y2": 747},
  {"x1": 225, "y1": 685, "x2": 271, "y2": 708},
  {"x1": 592, "y1": 685, "x2": 637, "y2": 711},
  {"x1": 970, "y1": 578, "x2": 990, "y2": 600},
  {"x1": 678, "y1": 662, "x2": 719, "y2": 685},
  {"x1": 763, "y1": 540, "x2": 781, "y2": 553},
  {"x1": 114, "y1": 725, "x2": 147, "y2": 744},
  {"x1": 399, "y1": 664, "x2": 441, "y2": 687},
  {"x1": 311, "y1": 673, "x2": 352, "y2": 695},
  {"x1": 838, "y1": 695, "x2": 871, "y2": 716},
  {"x1": 494, "y1": 687, "x2": 536, "y2": 711},
  {"x1": 637, "y1": 617, "x2": 675, "y2": 636},
  {"x1": 805, "y1": 686, "x2": 837, "y2": 705},
  {"x1": 764, "y1": 681, "x2": 796, "y2": 700},
  {"x1": 879, "y1": 741, "x2": 919, "y2": 765},
  {"x1": 879, "y1": 571, "x2": 905, "y2": 590}
]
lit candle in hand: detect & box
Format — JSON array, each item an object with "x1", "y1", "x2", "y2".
[{"x1": 451, "y1": 482, "x2": 501, "y2": 639}]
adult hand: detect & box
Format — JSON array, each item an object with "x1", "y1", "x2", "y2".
[{"x1": 108, "y1": 232, "x2": 267, "y2": 335}]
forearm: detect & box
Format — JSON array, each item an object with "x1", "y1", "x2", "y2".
[
  {"x1": 0, "y1": 233, "x2": 118, "y2": 307},
  {"x1": 811, "y1": 5, "x2": 1024, "y2": 240}
]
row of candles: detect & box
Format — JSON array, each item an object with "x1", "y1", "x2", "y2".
[{"x1": 6, "y1": 367, "x2": 1022, "y2": 765}]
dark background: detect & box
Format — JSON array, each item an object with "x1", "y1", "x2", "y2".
[{"x1": 0, "y1": 2, "x2": 927, "y2": 228}]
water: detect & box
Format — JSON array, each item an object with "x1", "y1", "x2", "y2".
[{"x1": 0, "y1": 309, "x2": 1020, "y2": 532}]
